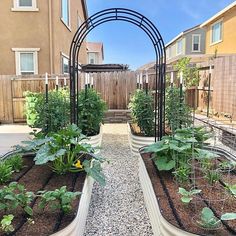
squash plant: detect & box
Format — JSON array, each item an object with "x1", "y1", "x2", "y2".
[
  {"x1": 129, "y1": 89, "x2": 155, "y2": 137},
  {"x1": 77, "y1": 88, "x2": 107, "y2": 136},
  {"x1": 16, "y1": 124, "x2": 106, "y2": 186}
]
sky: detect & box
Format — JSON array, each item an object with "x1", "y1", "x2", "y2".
[{"x1": 86, "y1": 0, "x2": 235, "y2": 70}]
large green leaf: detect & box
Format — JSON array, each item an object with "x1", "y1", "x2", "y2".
[
  {"x1": 221, "y1": 213, "x2": 236, "y2": 221},
  {"x1": 154, "y1": 156, "x2": 175, "y2": 171}
]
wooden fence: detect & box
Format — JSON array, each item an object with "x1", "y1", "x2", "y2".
[{"x1": 0, "y1": 72, "x2": 157, "y2": 123}]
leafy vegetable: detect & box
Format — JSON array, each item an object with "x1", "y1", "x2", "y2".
[{"x1": 178, "y1": 187, "x2": 201, "y2": 203}]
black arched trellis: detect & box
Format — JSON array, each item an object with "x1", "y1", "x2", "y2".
[{"x1": 69, "y1": 8, "x2": 166, "y2": 141}]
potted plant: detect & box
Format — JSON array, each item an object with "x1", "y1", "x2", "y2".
[
  {"x1": 128, "y1": 89, "x2": 155, "y2": 154},
  {"x1": 138, "y1": 126, "x2": 236, "y2": 236},
  {"x1": 0, "y1": 124, "x2": 106, "y2": 236},
  {"x1": 77, "y1": 88, "x2": 107, "y2": 150}
]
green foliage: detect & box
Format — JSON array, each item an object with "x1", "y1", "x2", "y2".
[
  {"x1": 5, "y1": 154, "x2": 23, "y2": 173},
  {"x1": 165, "y1": 87, "x2": 192, "y2": 132},
  {"x1": 218, "y1": 161, "x2": 236, "y2": 171},
  {"x1": 129, "y1": 89, "x2": 154, "y2": 136},
  {"x1": 24, "y1": 88, "x2": 70, "y2": 133},
  {"x1": 77, "y1": 88, "x2": 107, "y2": 136},
  {"x1": 197, "y1": 207, "x2": 236, "y2": 229},
  {"x1": 174, "y1": 57, "x2": 200, "y2": 88},
  {"x1": 178, "y1": 187, "x2": 201, "y2": 203},
  {"x1": 0, "y1": 162, "x2": 13, "y2": 184},
  {"x1": 0, "y1": 182, "x2": 34, "y2": 216},
  {"x1": 0, "y1": 214, "x2": 14, "y2": 233},
  {"x1": 173, "y1": 165, "x2": 191, "y2": 183},
  {"x1": 17, "y1": 124, "x2": 106, "y2": 185},
  {"x1": 37, "y1": 186, "x2": 81, "y2": 214},
  {"x1": 204, "y1": 170, "x2": 221, "y2": 185},
  {"x1": 224, "y1": 183, "x2": 236, "y2": 196}
]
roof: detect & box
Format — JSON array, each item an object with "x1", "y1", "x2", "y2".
[
  {"x1": 201, "y1": 1, "x2": 236, "y2": 27},
  {"x1": 165, "y1": 24, "x2": 200, "y2": 48},
  {"x1": 86, "y1": 42, "x2": 104, "y2": 60},
  {"x1": 80, "y1": 64, "x2": 129, "y2": 72}
]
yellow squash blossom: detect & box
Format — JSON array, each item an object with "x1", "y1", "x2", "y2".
[{"x1": 74, "y1": 160, "x2": 83, "y2": 169}]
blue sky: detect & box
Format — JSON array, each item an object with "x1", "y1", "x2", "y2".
[{"x1": 86, "y1": 0, "x2": 235, "y2": 70}]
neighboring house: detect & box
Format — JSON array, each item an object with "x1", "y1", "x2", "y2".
[
  {"x1": 0, "y1": 0, "x2": 88, "y2": 75},
  {"x1": 200, "y1": 1, "x2": 236, "y2": 55},
  {"x1": 165, "y1": 25, "x2": 206, "y2": 64},
  {"x1": 87, "y1": 42, "x2": 104, "y2": 64}
]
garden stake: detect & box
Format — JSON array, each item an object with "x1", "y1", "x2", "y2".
[
  {"x1": 179, "y1": 71, "x2": 183, "y2": 128},
  {"x1": 45, "y1": 72, "x2": 49, "y2": 133},
  {"x1": 56, "y1": 76, "x2": 59, "y2": 91},
  {"x1": 145, "y1": 71, "x2": 149, "y2": 95},
  {"x1": 207, "y1": 65, "x2": 212, "y2": 117}
]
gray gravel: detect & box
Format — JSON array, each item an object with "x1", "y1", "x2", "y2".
[{"x1": 84, "y1": 125, "x2": 153, "y2": 236}]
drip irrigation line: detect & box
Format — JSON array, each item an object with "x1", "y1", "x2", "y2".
[{"x1": 9, "y1": 172, "x2": 55, "y2": 235}]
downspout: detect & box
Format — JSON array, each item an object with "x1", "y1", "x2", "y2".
[{"x1": 48, "y1": 0, "x2": 53, "y2": 74}]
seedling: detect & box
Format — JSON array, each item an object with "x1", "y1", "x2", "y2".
[
  {"x1": 205, "y1": 170, "x2": 220, "y2": 185},
  {"x1": 0, "y1": 215, "x2": 14, "y2": 233},
  {"x1": 0, "y1": 162, "x2": 13, "y2": 184},
  {"x1": 178, "y1": 187, "x2": 201, "y2": 203},
  {"x1": 197, "y1": 207, "x2": 236, "y2": 229},
  {"x1": 5, "y1": 154, "x2": 23, "y2": 172},
  {"x1": 225, "y1": 183, "x2": 236, "y2": 196}
]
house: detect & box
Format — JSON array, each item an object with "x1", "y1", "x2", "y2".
[
  {"x1": 87, "y1": 42, "x2": 104, "y2": 64},
  {"x1": 200, "y1": 1, "x2": 236, "y2": 56},
  {"x1": 0, "y1": 0, "x2": 88, "y2": 75},
  {"x1": 165, "y1": 25, "x2": 206, "y2": 64}
]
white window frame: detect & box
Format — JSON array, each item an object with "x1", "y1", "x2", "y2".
[
  {"x1": 12, "y1": 48, "x2": 40, "y2": 75},
  {"x1": 12, "y1": 0, "x2": 39, "y2": 11},
  {"x1": 88, "y1": 52, "x2": 97, "y2": 64},
  {"x1": 61, "y1": 53, "x2": 69, "y2": 74},
  {"x1": 176, "y1": 39, "x2": 183, "y2": 55},
  {"x1": 210, "y1": 19, "x2": 223, "y2": 45},
  {"x1": 192, "y1": 34, "x2": 201, "y2": 52},
  {"x1": 61, "y1": 0, "x2": 71, "y2": 31}
]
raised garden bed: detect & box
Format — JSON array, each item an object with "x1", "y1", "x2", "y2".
[
  {"x1": 139, "y1": 148, "x2": 236, "y2": 236},
  {"x1": 0, "y1": 154, "x2": 94, "y2": 236},
  {"x1": 127, "y1": 123, "x2": 155, "y2": 154}
]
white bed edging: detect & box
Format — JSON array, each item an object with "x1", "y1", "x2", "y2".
[
  {"x1": 138, "y1": 155, "x2": 198, "y2": 236},
  {"x1": 127, "y1": 123, "x2": 155, "y2": 155},
  {"x1": 51, "y1": 176, "x2": 94, "y2": 236}
]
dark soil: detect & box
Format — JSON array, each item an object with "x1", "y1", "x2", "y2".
[
  {"x1": 0, "y1": 155, "x2": 86, "y2": 236},
  {"x1": 141, "y1": 152, "x2": 236, "y2": 236}
]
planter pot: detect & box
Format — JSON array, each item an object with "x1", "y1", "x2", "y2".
[
  {"x1": 138, "y1": 154, "x2": 197, "y2": 236},
  {"x1": 81, "y1": 125, "x2": 103, "y2": 153},
  {"x1": 52, "y1": 176, "x2": 94, "y2": 236},
  {"x1": 127, "y1": 123, "x2": 155, "y2": 155}
]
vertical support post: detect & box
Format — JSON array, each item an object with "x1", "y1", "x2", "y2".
[
  {"x1": 179, "y1": 71, "x2": 183, "y2": 128},
  {"x1": 91, "y1": 75, "x2": 94, "y2": 89},
  {"x1": 64, "y1": 77, "x2": 67, "y2": 89},
  {"x1": 145, "y1": 70, "x2": 149, "y2": 95},
  {"x1": 136, "y1": 74, "x2": 140, "y2": 89},
  {"x1": 55, "y1": 76, "x2": 59, "y2": 91},
  {"x1": 170, "y1": 71, "x2": 174, "y2": 89},
  {"x1": 207, "y1": 65, "x2": 212, "y2": 117},
  {"x1": 45, "y1": 72, "x2": 49, "y2": 133},
  {"x1": 140, "y1": 72, "x2": 143, "y2": 89}
]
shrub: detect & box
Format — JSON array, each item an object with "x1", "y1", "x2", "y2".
[
  {"x1": 129, "y1": 89, "x2": 154, "y2": 136},
  {"x1": 77, "y1": 88, "x2": 107, "y2": 136},
  {"x1": 165, "y1": 87, "x2": 192, "y2": 132},
  {"x1": 0, "y1": 162, "x2": 13, "y2": 184},
  {"x1": 24, "y1": 88, "x2": 70, "y2": 133}
]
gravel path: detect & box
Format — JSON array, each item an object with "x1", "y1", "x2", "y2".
[{"x1": 84, "y1": 124, "x2": 153, "y2": 236}]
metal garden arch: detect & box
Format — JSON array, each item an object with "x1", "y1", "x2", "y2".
[{"x1": 69, "y1": 8, "x2": 166, "y2": 141}]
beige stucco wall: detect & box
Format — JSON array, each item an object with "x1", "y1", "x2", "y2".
[
  {"x1": 205, "y1": 6, "x2": 236, "y2": 55},
  {"x1": 0, "y1": 0, "x2": 87, "y2": 75}
]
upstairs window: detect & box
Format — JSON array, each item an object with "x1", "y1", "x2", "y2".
[
  {"x1": 88, "y1": 53, "x2": 96, "y2": 64},
  {"x1": 211, "y1": 20, "x2": 223, "y2": 44},
  {"x1": 61, "y1": 0, "x2": 70, "y2": 27},
  {"x1": 192, "y1": 34, "x2": 201, "y2": 52},
  {"x1": 176, "y1": 39, "x2": 183, "y2": 55},
  {"x1": 12, "y1": 0, "x2": 38, "y2": 11},
  {"x1": 12, "y1": 48, "x2": 40, "y2": 75}
]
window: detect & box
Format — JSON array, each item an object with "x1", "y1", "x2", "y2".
[
  {"x1": 62, "y1": 56, "x2": 69, "y2": 74},
  {"x1": 12, "y1": 48, "x2": 40, "y2": 75},
  {"x1": 61, "y1": 0, "x2": 70, "y2": 27},
  {"x1": 12, "y1": 0, "x2": 38, "y2": 11},
  {"x1": 192, "y1": 34, "x2": 201, "y2": 52},
  {"x1": 176, "y1": 39, "x2": 183, "y2": 55},
  {"x1": 88, "y1": 53, "x2": 96, "y2": 64},
  {"x1": 211, "y1": 20, "x2": 223, "y2": 44}
]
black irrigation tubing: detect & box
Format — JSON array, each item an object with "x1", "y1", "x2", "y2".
[
  {"x1": 9, "y1": 172, "x2": 55, "y2": 236},
  {"x1": 15, "y1": 162, "x2": 35, "y2": 182},
  {"x1": 154, "y1": 166, "x2": 184, "y2": 229},
  {"x1": 52, "y1": 172, "x2": 80, "y2": 233},
  {"x1": 192, "y1": 179, "x2": 236, "y2": 235}
]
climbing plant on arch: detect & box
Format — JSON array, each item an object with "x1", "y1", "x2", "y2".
[{"x1": 69, "y1": 8, "x2": 166, "y2": 140}]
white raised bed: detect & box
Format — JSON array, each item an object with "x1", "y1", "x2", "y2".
[
  {"x1": 127, "y1": 123, "x2": 155, "y2": 155},
  {"x1": 138, "y1": 154, "x2": 197, "y2": 236},
  {"x1": 81, "y1": 125, "x2": 103, "y2": 153},
  {"x1": 52, "y1": 176, "x2": 94, "y2": 236}
]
